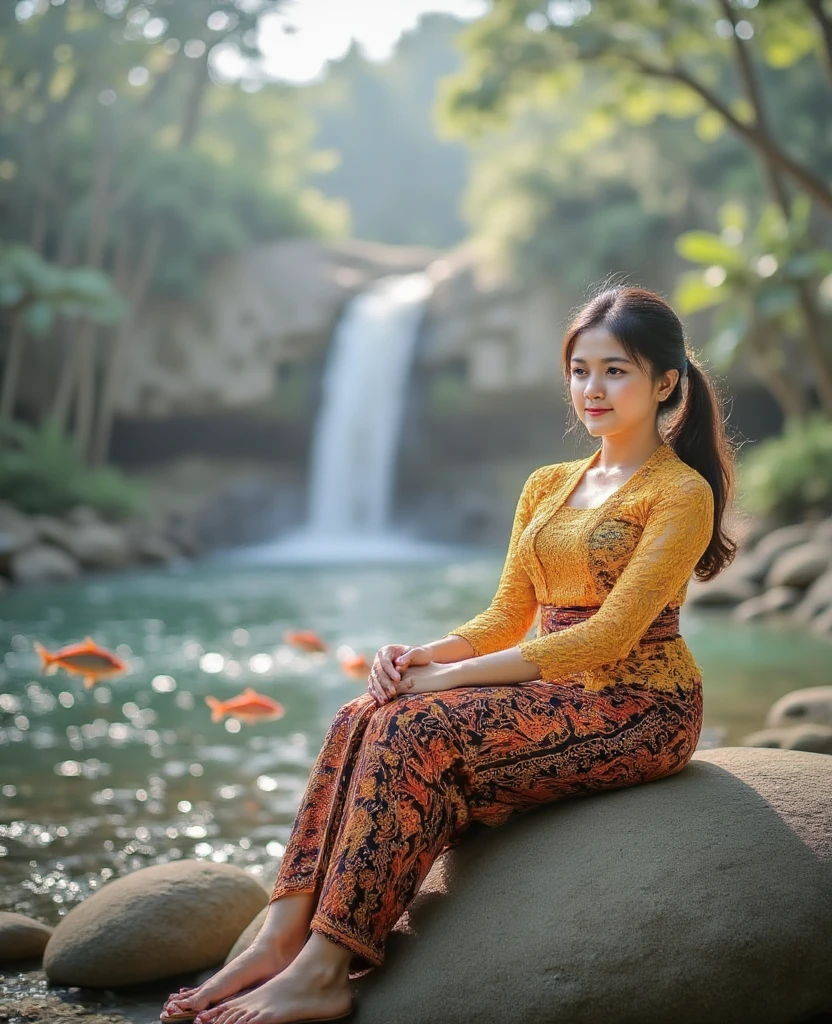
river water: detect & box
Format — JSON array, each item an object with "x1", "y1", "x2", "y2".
[{"x1": 1, "y1": 556, "x2": 829, "y2": 927}]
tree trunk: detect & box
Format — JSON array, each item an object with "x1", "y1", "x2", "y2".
[
  {"x1": 719, "y1": 0, "x2": 832, "y2": 413},
  {"x1": 0, "y1": 322, "x2": 25, "y2": 422},
  {"x1": 91, "y1": 222, "x2": 162, "y2": 465}
]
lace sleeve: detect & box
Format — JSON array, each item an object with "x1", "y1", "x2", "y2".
[
  {"x1": 441, "y1": 467, "x2": 545, "y2": 657},
  {"x1": 518, "y1": 475, "x2": 714, "y2": 682}
]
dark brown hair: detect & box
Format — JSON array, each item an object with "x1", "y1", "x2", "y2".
[{"x1": 562, "y1": 285, "x2": 736, "y2": 581}]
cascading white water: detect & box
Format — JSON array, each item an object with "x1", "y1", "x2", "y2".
[
  {"x1": 306, "y1": 273, "x2": 433, "y2": 536},
  {"x1": 228, "y1": 271, "x2": 456, "y2": 564}
]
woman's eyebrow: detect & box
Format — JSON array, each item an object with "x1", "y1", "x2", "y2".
[{"x1": 570, "y1": 356, "x2": 633, "y2": 364}]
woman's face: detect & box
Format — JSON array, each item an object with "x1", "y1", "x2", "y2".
[{"x1": 568, "y1": 326, "x2": 678, "y2": 440}]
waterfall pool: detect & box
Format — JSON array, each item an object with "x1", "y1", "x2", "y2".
[{"x1": 1, "y1": 554, "x2": 828, "y2": 925}]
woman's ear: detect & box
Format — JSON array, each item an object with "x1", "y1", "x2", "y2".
[{"x1": 658, "y1": 368, "x2": 679, "y2": 401}]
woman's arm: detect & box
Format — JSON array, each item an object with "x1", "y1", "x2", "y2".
[{"x1": 394, "y1": 474, "x2": 714, "y2": 695}]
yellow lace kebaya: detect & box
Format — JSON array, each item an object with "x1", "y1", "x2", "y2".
[{"x1": 443, "y1": 442, "x2": 715, "y2": 694}]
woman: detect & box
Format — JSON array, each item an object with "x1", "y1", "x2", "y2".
[{"x1": 160, "y1": 285, "x2": 736, "y2": 1024}]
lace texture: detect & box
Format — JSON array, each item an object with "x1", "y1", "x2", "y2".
[{"x1": 444, "y1": 443, "x2": 715, "y2": 693}]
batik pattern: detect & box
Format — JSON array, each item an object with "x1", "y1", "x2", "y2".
[{"x1": 269, "y1": 674, "x2": 702, "y2": 970}]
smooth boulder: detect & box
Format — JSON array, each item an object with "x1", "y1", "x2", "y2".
[
  {"x1": 43, "y1": 860, "x2": 267, "y2": 986},
  {"x1": 742, "y1": 724, "x2": 832, "y2": 755},
  {"x1": 0, "y1": 911, "x2": 53, "y2": 961},
  {"x1": 353, "y1": 748, "x2": 832, "y2": 1024},
  {"x1": 766, "y1": 686, "x2": 832, "y2": 728}
]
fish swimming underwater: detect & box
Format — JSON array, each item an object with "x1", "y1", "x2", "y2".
[
  {"x1": 340, "y1": 653, "x2": 372, "y2": 679},
  {"x1": 205, "y1": 687, "x2": 286, "y2": 724},
  {"x1": 284, "y1": 629, "x2": 328, "y2": 653},
  {"x1": 34, "y1": 637, "x2": 128, "y2": 689}
]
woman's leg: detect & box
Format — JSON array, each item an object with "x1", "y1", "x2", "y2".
[
  {"x1": 162, "y1": 694, "x2": 379, "y2": 1019},
  {"x1": 192, "y1": 693, "x2": 472, "y2": 1024},
  {"x1": 190, "y1": 679, "x2": 702, "y2": 1024}
]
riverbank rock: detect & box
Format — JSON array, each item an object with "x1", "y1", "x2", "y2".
[
  {"x1": 10, "y1": 543, "x2": 80, "y2": 584},
  {"x1": 0, "y1": 912, "x2": 53, "y2": 961},
  {"x1": 732, "y1": 584, "x2": 801, "y2": 622},
  {"x1": 43, "y1": 861, "x2": 267, "y2": 986},
  {"x1": 765, "y1": 541, "x2": 832, "y2": 590},
  {"x1": 742, "y1": 724, "x2": 832, "y2": 754},
  {"x1": 766, "y1": 686, "x2": 832, "y2": 728},
  {"x1": 353, "y1": 747, "x2": 832, "y2": 1024},
  {"x1": 685, "y1": 558, "x2": 760, "y2": 606}
]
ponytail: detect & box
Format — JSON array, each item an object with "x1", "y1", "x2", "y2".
[{"x1": 663, "y1": 353, "x2": 738, "y2": 581}]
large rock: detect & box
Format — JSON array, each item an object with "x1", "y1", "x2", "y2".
[
  {"x1": 353, "y1": 748, "x2": 832, "y2": 1024},
  {"x1": 731, "y1": 584, "x2": 801, "y2": 622},
  {"x1": 0, "y1": 500, "x2": 37, "y2": 552},
  {"x1": 60, "y1": 521, "x2": 132, "y2": 570},
  {"x1": 685, "y1": 558, "x2": 760, "y2": 606},
  {"x1": 765, "y1": 541, "x2": 832, "y2": 590},
  {"x1": 794, "y1": 568, "x2": 832, "y2": 624},
  {"x1": 10, "y1": 544, "x2": 80, "y2": 584},
  {"x1": 742, "y1": 724, "x2": 832, "y2": 755},
  {"x1": 43, "y1": 860, "x2": 267, "y2": 986},
  {"x1": 766, "y1": 686, "x2": 832, "y2": 728},
  {"x1": 0, "y1": 912, "x2": 53, "y2": 961},
  {"x1": 746, "y1": 522, "x2": 816, "y2": 581}
]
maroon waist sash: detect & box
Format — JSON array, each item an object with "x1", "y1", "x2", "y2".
[{"x1": 539, "y1": 603, "x2": 681, "y2": 644}]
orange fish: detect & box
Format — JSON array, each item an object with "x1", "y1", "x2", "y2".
[
  {"x1": 284, "y1": 629, "x2": 328, "y2": 654},
  {"x1": 340, "y1": 653, "x2": 372, "y2": 679},
  {"x1": 205, "y1": 687, "x2": 285, "y2": 724},
  {"x1": 34, "y1": 637, "x2": 128, "y2": 689}
]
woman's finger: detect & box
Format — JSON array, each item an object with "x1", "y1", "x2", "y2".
[
  {"x1": 379, "y1": 653, "x2": 401, "y2": 683},
  {"x1": 370, "y1": 669, "x2": 387, "y2": 704}
]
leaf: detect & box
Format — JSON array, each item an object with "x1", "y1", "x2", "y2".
[
  {"x1": 675, "y1": 231, "x2": 744, "y2": 269},
  {"x1": 674, "y1": 271, "x2": 725, "y2": 314}
]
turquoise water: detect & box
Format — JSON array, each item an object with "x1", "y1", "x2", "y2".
[{"x1": 1, "y1": 556, "x2": 829, "y2": 926}]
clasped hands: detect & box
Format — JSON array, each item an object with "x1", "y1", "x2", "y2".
[{"x1": 367, "y1": 644, "x2": 457, "y2": 705}]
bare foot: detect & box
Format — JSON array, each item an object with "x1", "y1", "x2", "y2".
[
  {"x1": 161, "y1": 937, "x2": 303, "y2": 1020},
  {"x1": 192, "y1": 937, "x2": 352, "y2": 1024}
]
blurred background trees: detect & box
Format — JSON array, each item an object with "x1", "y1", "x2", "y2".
[{"x1": 1, "y1": 0, "x2": 831, "y2": 526}]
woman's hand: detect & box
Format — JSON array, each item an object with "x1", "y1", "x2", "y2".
[
  {"x1": 393, "y1": 660, "x2": 457, "y2": 698},
  {"x1": 367, "y1": 645, "x2": 433, "y2": 705}
]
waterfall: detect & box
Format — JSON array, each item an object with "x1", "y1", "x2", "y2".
[
  {"x1": 307, "y1": 273, "x2": 432, "y2": 536},
  {"x1": 228, "y1": 271, "x2": 455, "y2": 564}
]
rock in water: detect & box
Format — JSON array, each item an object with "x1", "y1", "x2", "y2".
[
  {"x1": 0, "y1": 912, "x2": 53, "y2": 961},
  {"x1": 43, "y1": 861, "x2": 267, "y2": 986},
  {"x1": 353, "y1": 748, "x2": 832, "y2": 1024}
]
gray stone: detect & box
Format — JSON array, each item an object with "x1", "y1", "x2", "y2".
[
  {"x1": 766, "y1": 686, "x2": 832, "y2": 728},
  {"x1": 0, "y1": 912, "x2": 53, "y2": 961},
  {"x1": 353, "y1": 747, "x2": 832, "y2": 1024},
  {"x1": 685, "y1": 558, "x2": 760, "y2": 606},
  {"x1": 61, "y1": 521, "x2": 132, "y2": 570},
  {"x1": 65, "y1": 504, "x2": 102, "y2": 527},
  {"x1": 43, "y1": 860, "x2": 267, "y2": 987},
  {"x1": 742, "y1": 724, "x2": 832, "y2": 755},
  {"x1": 810, "y1": 604, "x2": 832, "y2": 636},
  {"x1": 812, "y1": 516, "x2": 832, "y2": 546},
  {"x1": 30, "y1": 514, "x2": 74, "y2": 550},
  {"x1": 0, "y1": 500, "x2": 36, "y2": 551},
  {"x1": 765, "y1": 541, "x2": 832, "y2": 590},
  {"x1": 10, "y1": 544, "x2": 80, "y2": 584},
  {"x1": 748, "y1": 522, "x2": 817, "y2": 580},
  {"x1": 731, "y1": 585, "x2": 802, "y2": 622},
  {"x1": 794, "y1": 568, "x2": 832, "y2": 624}
]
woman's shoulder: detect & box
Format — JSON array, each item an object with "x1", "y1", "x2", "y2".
[
  {"x1": 649, "y1": 445, "x2": 714, "y2": 509},
  {"x1": 521, "y1": 458, "x2": 583, "y2": 502}
]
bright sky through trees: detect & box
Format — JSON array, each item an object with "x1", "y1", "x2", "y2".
[{"x1": 257, "y1": 0, "x2": 486, "y2": 82}]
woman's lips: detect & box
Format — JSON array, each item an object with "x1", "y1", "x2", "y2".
[{"x1": 585, "y1": 408, "x2": 611, "y2": 416}]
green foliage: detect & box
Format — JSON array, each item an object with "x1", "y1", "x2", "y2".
[
  {"x1": 0, "y1": 244, "x2": 125, "y2": 331},
  {"x1": 740, "y1": 415, "x2": 832, "y2": 522},
  {"x1": 0, "y1": 418, "x2": 145, "y2": 518},
  {"x1": 674, "y1": 198, "x2": 832, "y2": 374}
]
